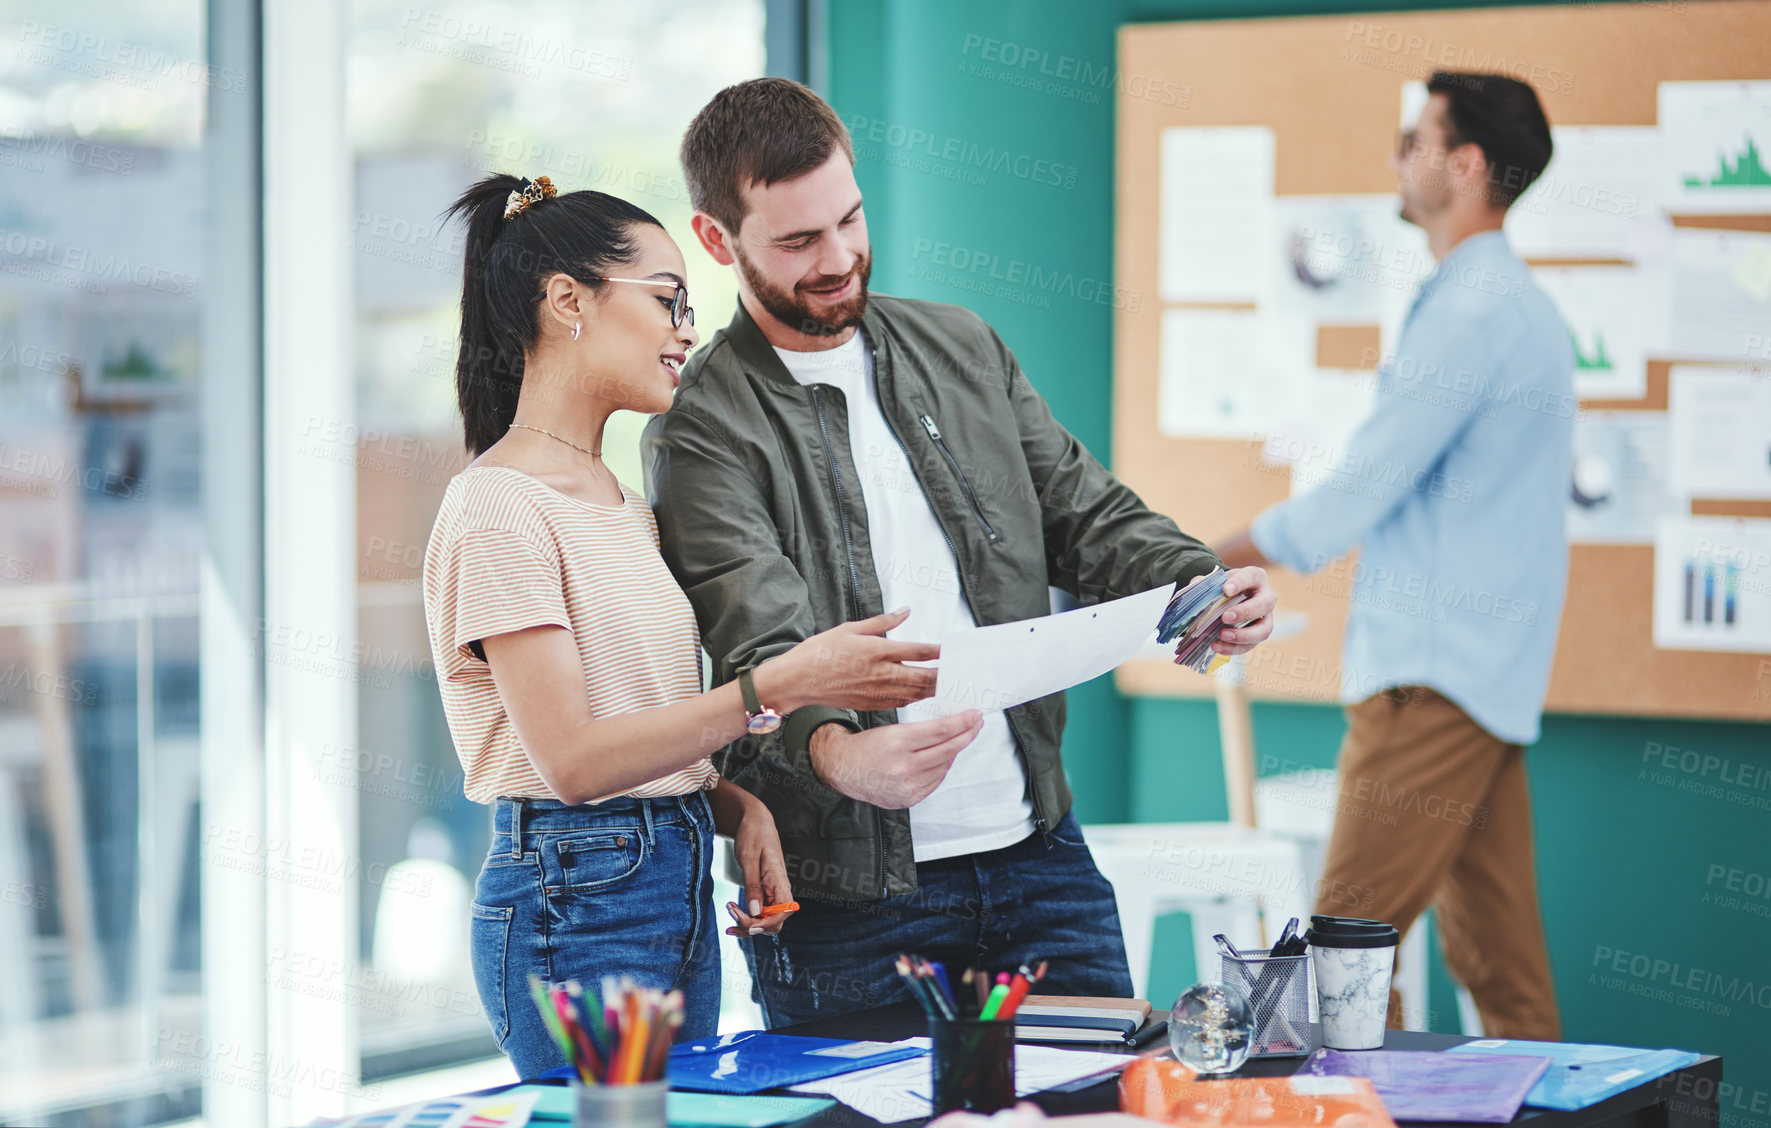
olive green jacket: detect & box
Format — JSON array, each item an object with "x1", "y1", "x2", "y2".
[{"x1": 641, "y1": 294, "x2": 1219, "y2": 901}]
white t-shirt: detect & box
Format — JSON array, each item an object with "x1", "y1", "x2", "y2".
[{"x1": 774, "y1": 332, "x2": 1035, "y2": 861}]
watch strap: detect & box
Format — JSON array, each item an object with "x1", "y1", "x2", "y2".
[{"x1": 736, "y1": 664, "x2": 765, "y2": 715}]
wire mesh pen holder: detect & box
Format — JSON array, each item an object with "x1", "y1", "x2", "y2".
[{"x1": 1221, "y1": 953, "x2": 1315, "y2": 1057}]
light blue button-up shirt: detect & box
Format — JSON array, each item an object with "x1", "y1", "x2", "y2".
[{"x1": 1252, "y1": 230, "x2": 1574, "y2": 745}]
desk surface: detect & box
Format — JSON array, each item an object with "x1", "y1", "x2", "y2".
[{"x1": 772, "y1": 1004, "x2": 1722, "y2": 1128}]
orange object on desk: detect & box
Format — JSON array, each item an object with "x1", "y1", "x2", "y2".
[{"x1": 1119, "y1": 1058, "x2": 1397, "y2": 1128}]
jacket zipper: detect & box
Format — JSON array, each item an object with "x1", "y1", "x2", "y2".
[
  {"x1": 918, "y1": 413, "x2": 999, "y2": 542},
  {"x1": 810, "y1": 384, "x2": 889, "y2": 896},
  {"x1": 880, "y1": 386, "x2": 1048, "y2": 840},
  {"x1": 810, "y1": 386, "x2": 865, "y2": 620}
]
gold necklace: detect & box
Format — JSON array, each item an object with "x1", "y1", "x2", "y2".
[{"x1": 509, "y1": 422, "x2": 601, "y2": 458}]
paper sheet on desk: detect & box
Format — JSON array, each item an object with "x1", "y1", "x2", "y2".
[
  {"x1": 928, "y1": 585, "x2": 1176, "y2": 717},
  {"x1": 788, "y1": 1038, "x2": 1132, "y2": 1122}
]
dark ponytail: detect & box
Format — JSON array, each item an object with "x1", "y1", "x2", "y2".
[{"x1": 443, "y1": 174, "x2": 664, "y2": 456}]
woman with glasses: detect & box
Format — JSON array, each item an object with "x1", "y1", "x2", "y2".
[{"x1": 422, "y1": 174, "x2": 981, "y2": 1077}]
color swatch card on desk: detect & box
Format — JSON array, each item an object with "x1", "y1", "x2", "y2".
[
  {"x1": 1303, "y1": 1049, "x2": 1550, "y2": 1123},
  {"x1": 302, "y1": 1088, "x2": 539, "y2": 1128},
  {"x1": 1447, "y1": 1038, "x2": 1701, "y2": 1111},
  {"x1": 666, "y1": 1031, "x2": 925, "y2": 1094}
]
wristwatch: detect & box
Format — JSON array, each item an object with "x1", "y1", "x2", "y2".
[{"x1": 736, "y1": 664, "x2": 783, "y2": 735}]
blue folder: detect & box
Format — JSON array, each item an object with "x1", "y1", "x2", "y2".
[
  {"x1": 663, "y1": 1032, "x2": 926, "y2": 1094},
  {"x1": 1446, "y1": 1038, "x2": 1700, "y2": 1110}
]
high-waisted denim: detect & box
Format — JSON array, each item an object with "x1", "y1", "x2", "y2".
[{"x1": 469, "y1": 792, "x2": 720, "y2": 1078}]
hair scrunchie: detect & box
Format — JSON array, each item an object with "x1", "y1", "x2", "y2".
[{"x1": 503, "y1": 176, "x2": 557, "y2": 220}]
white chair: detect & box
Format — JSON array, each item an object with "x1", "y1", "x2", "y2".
[{"x1": 1080, "y1": 822, "x2": 1312, "y2": 1001}]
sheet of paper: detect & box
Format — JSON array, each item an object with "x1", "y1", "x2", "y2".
[
  {"x1": 930, "y1": 584, "x2": 1176, "y2": 716},
  {"x1": 1159, "y1": 309, "x2": 1311, "y2": 438},
  {"x1": 1508, "y1": 126, "x2": 1662, "y2": 259},
  {"x1": 1653, "y1": 516, "x2": 1771, "y2": 653},
  {"x1": 1255, "y1": 369, "x2": 1379, "y2": 499},
  {"x1": 1667, "y1": 366, "x2": 1771, "y2": 500},
  {"x1": 1669, "y1": 229, "x2": 1771, "y2": 361},
  {"x1": 1400, "y1": 81, "x2": 1428, "y2": 130},
  {"x1": 1532, "y1": 264, "x2": 1669, "y2": 400},
  {"x1": 1659, "y1": 81, "x2": 1771, "y2": 215},
  {"x1": 1568, "y1": 412, "x2": 1678, "y2": 545},
  {"x1": 1160, "y1": 126, "x2": 1276, "y2": 303},
  {"x1": 789, "y1": 1038, "x2": 1131, "y2": 1122},
  {"x1": 1271, "y1": 195, "x2": 1433, "y2": 323}
]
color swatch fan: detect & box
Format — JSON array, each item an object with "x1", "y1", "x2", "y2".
[{"x1": 1156, "y1": 568, "x2": 1244, "y2": 673}]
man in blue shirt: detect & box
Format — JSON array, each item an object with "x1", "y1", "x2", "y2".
[{"x1": 1218, "y1": 72, "x2": 1571, "y2": 1039}]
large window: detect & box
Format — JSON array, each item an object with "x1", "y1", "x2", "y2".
[
  {"x1": 0, "y1": 4, "x2": 217, "y2": 1124},
  {"x1": 0, "y1": 0, "x2": 766, "y2": 1123},
  {"x1": 343, "y1": 0, "x2": 764, "y2": 1079}
]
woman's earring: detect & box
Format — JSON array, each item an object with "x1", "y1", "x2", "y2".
[{"x1": 571, "y1": 321, "x2": 581, "y2": 341}]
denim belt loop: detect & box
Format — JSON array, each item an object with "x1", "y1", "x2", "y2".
[
  {"x1": 508, "y1": 797, "x2": 526, "y2": 858},
  {"x1": 640, "y1": 797, "x2": 657, "y2": 849}
]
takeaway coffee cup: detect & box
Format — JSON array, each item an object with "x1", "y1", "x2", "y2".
[{"x1": 1305, "y1": 915, "x2": 1401, "y2": 1050}]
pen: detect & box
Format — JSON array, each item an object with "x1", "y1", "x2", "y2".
[
  {"x1": 931, "y1": 961, "x2": 954, "y2": 1005},
  {"x1": 1127, "y1": 1018, "x2": 1169, "y2": 1050}
]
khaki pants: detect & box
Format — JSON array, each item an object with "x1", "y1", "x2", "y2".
[{"x1": 1312, "y1": 686, "x2": 1561, "y2": 1040}]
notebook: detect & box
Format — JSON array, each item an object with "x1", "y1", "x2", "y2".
[
  {"x1": 1014, "y1": 995, "x2": 1152, "y2": 1041},
  {"x1": 1303, "y1": 1049, "x2": 1551, "y2": 1123}
]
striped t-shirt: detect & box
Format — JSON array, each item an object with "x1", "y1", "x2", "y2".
[{"x1": 422, "y1": 465, "x2": 718, "y2": 804}]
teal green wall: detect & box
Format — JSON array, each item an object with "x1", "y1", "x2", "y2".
[{"x1": 827, "y1": 0, "x2": 1771, "y2": 1102}]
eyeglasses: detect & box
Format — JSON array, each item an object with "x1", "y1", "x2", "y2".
[
  {"x1": 601, "y1": 276, "x2": 694, "y2": 328},
  {"x1": 531, "y1": 277, "x2": 695, "y2": 329}
]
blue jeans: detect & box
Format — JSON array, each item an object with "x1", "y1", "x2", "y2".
[
  {"x1": 469, "y1": 793, "x2": 720, "y2": 1078},
  {"x1": 741, "y1": 812, "x2": 1133, "y2": 1027}
]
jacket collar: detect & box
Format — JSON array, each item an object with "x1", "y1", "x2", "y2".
[{"x1": 719, "y1": 294, "x2": 889, "y2": 387}]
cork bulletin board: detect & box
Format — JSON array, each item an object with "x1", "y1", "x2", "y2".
[{"x1": 1112, "y1": 1, "x2": 1771, "y2": 720}]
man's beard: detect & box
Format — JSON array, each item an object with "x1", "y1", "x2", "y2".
[{"x1": 734, "y1": 244, "x2": 872, "y2": 337}]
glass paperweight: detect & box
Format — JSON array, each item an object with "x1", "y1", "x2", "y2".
[{"x1": 1168, "y1": 980, "x2": 1255, "y2": 1074}]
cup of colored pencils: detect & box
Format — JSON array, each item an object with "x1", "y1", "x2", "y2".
[
  {"x1": 895, "y1": 956, "x2": 1046, "y2": 1114},
  {"x1": 529, "y1": 974, "x2": 680, "y2": 1128}
]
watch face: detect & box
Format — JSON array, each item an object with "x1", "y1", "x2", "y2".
[{"x1": 746, "y1": 710, "x2": 783, "y2": 736}]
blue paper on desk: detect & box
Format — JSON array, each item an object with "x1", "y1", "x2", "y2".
[
  {"x1": 1447, "y1": 1039, "x2": 1701, "y2": 1111},
  {"x1": 665, "y1": 1032, "x2": 926, "y2": 1094},
  {"x1": 1303, "y1": 1048, "x2": 1550, "y2": 1122}
]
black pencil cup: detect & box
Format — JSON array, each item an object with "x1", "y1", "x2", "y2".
[{"x1": 929, "y1": 1016, "x2": 1017, "y2": 1114}]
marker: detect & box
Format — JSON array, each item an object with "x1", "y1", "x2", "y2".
[
  {"x1": 760, "y1": 901, "x2": 799, "y2": 917},
  {"x1": 998, "y1": 973, "x2": 1032, "y2": 1019},
  {"x1": 979, "y1": 983, "x2": 1011, "y2": 1020}
]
